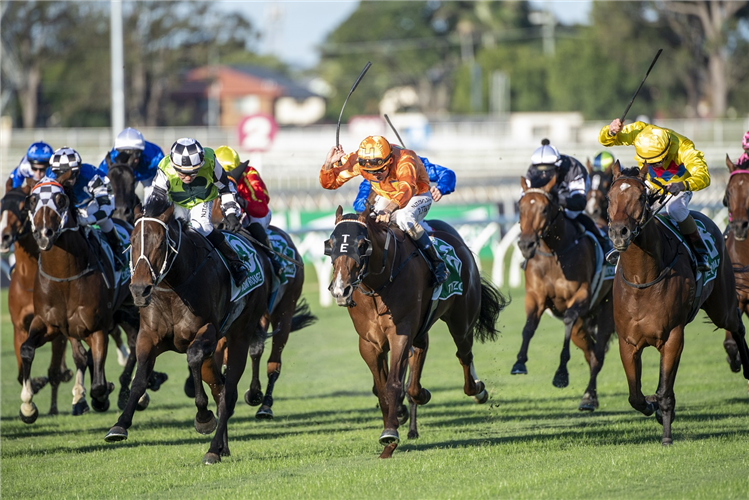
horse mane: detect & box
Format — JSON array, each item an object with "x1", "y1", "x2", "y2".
[{"x1": 143, "y1": 192, "x2": 172, "y2": 218}]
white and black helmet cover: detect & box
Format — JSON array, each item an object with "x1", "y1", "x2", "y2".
[
  {"x1": 49, "y1": 147, "x2": 82, "y2": 172},
  {"x1": 530, "y1": 139, "x2": 561, "y2": 169},
  {"x1": 169, "y1": 138, "x2": 205, "y2": 173}
]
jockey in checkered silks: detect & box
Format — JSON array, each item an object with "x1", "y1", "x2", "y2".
[
  {"x1": 144, "y1": 138, "x2": 248, "y2": 286},
  {"x1": 47, "y1": 147, "x2": 127, "y2": 269}
]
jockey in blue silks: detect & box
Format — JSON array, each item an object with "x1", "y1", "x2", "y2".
[
  {"x1": 7, "y1": 142, "x2": 54, "y2": 189},
  {"x1": 353, "y1": 155, "x2": 456, "y2": 213},
  {"x1": 98, "y1": 127, "x2": 164, "y2": 200}
]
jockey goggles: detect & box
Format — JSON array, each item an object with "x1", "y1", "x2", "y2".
[
  {"x1": 358, "y1": 152, "x2": 392, "y2": 170},
  {"x1": 30, "y1": 161, "x2": 49, "y2": 172}
]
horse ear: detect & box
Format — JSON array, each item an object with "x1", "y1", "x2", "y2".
[
  {"x1": 4, "y1": 177, "x2": 13, "y2": 193},
  {"x1": 542, "y1": 174, "x2": 556, "y2": 192},
  {"x1": 162, "y1": 203, "x2": 174, "y2": 221},
  {"x1": 638, "y1": 164, "x2": 649, "y2": 181},
  {"x1": 335, "y1": 205, "x2": 343, "y2": 224},
  {"x1": 603, "y1": 162, "x2": 613, "y2": 177},
  {"x1": 726, "y1": 153, "x2": 737, "y2": 172},
  {"x1": 586, "y1": 158, "x2": 593, "y2": 173},
  {"x1": 612, "y1": 160, "x2": 622, "y2": 179},
  {"x1": 520, "y1": 176, "x2": 529, "y2": 192},
  {"x1": 133, "y1": 202, "x2": 143, "y2": 221}
]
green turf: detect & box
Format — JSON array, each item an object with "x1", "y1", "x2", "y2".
[{"x1": 2, "y1": 271, "x2": 748, "y2": 499}]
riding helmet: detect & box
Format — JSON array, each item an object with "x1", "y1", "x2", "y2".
[
  {"x1": 115, "y1": 127, "x2": 145, "y2": 151},
  {"x1": 49, "y1": 147, "x2": 82, "y2": 173},
  {"x1": 530, "y1": 139, "x2": 561, "y2": 170},
  {"x1": 169, "y1": 138, "x2": 205, "y2": 174},
  {"x1": 357, "y1": 136, "x2": 393, "y2": 171},
  {"x1": 593, "y1": 151, "x2": 615, "y2": 171},
  {"x1": 634, "y1": 125, "x2": 671, "y2": 164},
  {"x1": 26, "y1": 142, "x2": 54, "y2": 164}
]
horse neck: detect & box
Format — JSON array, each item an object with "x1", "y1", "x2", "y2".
[
  {"x1": 542, "y1": 210, "x2": 573, "y2": 251},
  {"x1": 16, "y1": 232, "x2": 39, "y2": 261},
  {"x1": 363, "y1": 222, "x2": 404, "y2": 289},
  {"x1": 161, "y1": 222, "x2": 206, "y2": 287},
  {"x1": 39, "y1": 230, "x2": 90, "y2": 275},
  {"x1": 621, "y1": 218, "x2": 667, "y2": 281}
]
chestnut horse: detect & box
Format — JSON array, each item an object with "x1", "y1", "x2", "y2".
[
  {"x1": 515, "y1": 175, "x2": 615, "y2": 411},
  {"x1": 326, "y1": 206, "x2": 507, "y2": 458},
  {"x1": 607, "y1": 162, "x2": 749, "y2": 445},
  {"x1": 721, "y1": 154, "x2": 749, "y2": 380},
  {"x1": 20, "y1": 180, "x2": 134, "y2": 422},
  {"x1": 105, "y1": 195, "x2": 270, "y2": 465},
  {"x1": 1, "y1": 185, "x2": 72, "y2": 415}
]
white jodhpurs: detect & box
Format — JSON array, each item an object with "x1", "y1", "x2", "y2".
[
  {"x1": 374, "y1": 192, "x2": 432, "y2": 233},
  {"x1": 652, "y1": 190, "x2": 692, "y2": 223}
]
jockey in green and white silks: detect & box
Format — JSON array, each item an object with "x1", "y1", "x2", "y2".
[{"x1": 145, "y1": 138, "x2": 248, "y2": 286}]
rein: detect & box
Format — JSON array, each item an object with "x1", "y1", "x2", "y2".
[{"x1": 522, "y1": 188, "x2": 565, "y2": 257}]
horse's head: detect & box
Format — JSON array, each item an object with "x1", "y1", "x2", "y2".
[
  {"x1": 27, "y1": 181, "x2": 72, "y2": 251},
  {"x1": 586, "y1": 164, "x2": 613, "y2": 225},
  {"x1": 130, "y1": 194, "x2": 177, "y2": 307},
  {"x1": 0, "y1": 186, "x2": 33, "y2": 253},
  {"x1": 517, "y1": 174, "x2": 560, "y2": 259},
  {"x1": 725, "y1": 154, "x2": 749, "y2": 241},
  {"x1": 325, "y1": 206, "x2": 374, "y2": 307},
  {"x1": 607, "y1": 161, "x2": 651, "y2": 251},
  {"x1": 108, "y1": 162, "x2": 138, "y2": 224}
]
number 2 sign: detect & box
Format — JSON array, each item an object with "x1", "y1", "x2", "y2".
[{"x1": 238, "y1": 114, "x2": 278, "y2": 153}]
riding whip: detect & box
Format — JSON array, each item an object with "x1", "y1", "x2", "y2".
[
  {"x1": 384, "y1": 114, "x2": 406, "y2": 148},
  {"x1": 336, "y1": 61, "x2": 372, "y2": 148},
  {"x1": 620, "y1": 48, "x2": 663, "y2": 124}
]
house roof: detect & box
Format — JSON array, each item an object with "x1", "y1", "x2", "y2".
[{"x1": 181, "y1": 65, "x2": 320, "y2": 100}]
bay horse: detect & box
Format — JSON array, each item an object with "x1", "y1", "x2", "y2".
[
  {"x1": 105, "y1": 195, "x2": 270, "y2": 465},
  {"x1": 107, "y1": 161, "x2": 138, "y2": 225},
  {"x1": 515, "y1": 175, "x2": 615, "y2": 411},
  {"x1": 585, "y1": 160, "x2": 613, "y2": 233},
  {"x1": 721, "y1": 154, "x2": 749, "y2": 380},
  {"x1": 1, "y1": 185, "x2": 72, "y2": 415},
  {"x1": 20, "y1": 180, "x2": 134, "y2": 422},
  {"x1": 607, "y1": 161, "x2": 749, "y2": 445},
  {"x1": 326, "y1": 206, "x2": 508, "y2": 459}
]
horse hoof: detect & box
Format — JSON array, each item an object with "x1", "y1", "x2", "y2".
[
  {"x1": 578, "y1": 392, "x2": 599, "y2": 411},
  {"x1": 407, "y1": 430, "x2": 419, "y2": 440},
  {"x1": 552, "y1": 370, "x2": 569, "y2": 388},
  {"x1": 726, "y1": 355, "x2": 742, "y2": 373},
  {"x1": 418, "y1": 388, "x2": 432, "y2": 405},
  {"x1": 183, "y1": 377, "x2": 195, "y2": 399},
  {"x1": 472, "y1": 389, "x2": 489, "y2": 404},
  {"x1": 255, "y1": 406, "x2": 274, "y2": 420},
  {"x1": 19, "y1": 406, "x2": 39, "y2": 424},
  {"x1": 147, "y1": 371, "x2": 169, "y2": 392},
  {"x1": 104, "y1": 426, "x2": 128, "y2": 442},
  {"x1": 202, "y1": 453, "x2": 221, "y2": 465},
  {"x1": 379, "y1": 428, "x2": 400, "y2": 446},
  {"x1": 48, "y1": 406, "x2": 59, "y2": 416},
  {"x1": 396, "y1": 404, "x2": 409, "y2": 426},
  {"x1": 195, "y1": 412, "x2": 217, "y2": 435},
  {"x1": 30, "y1": 376, "x2": 49, "y2": 394},
  {"x1": 244, "y1": 389, "x2": 263, "y2": 407},
  {"x1": 92, "y1": 396, "x2": 110, "y2": 413},
  {"x1": 72, "y1": 399, "x2": 90, "y2": 416},
  {"x1": 511, "y1": 362, "x2": 527, "y2": 375},
  {"x1": 136, "y1": 392, "x2": 150, "y2": 411}
]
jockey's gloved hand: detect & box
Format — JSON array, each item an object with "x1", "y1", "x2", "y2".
[
  {"x1": 375, "y1": 201, "x2": 399, "y2": 224},
  {"x1": 666, "y1": 181, "x2": 686, "y2": 195},
  {"x1": 224, "y1": 213, "x2": 241, "y2": 232}
]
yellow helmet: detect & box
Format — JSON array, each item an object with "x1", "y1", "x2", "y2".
[
  {"x1": 357, "y1": 136, "x2": 392, "y2": 171},
  {"x1": 634, "y1": 125, "x2": 672, "y2": 164},
  {"x1": 215, "y1": 145, "x2": 241, "y2": 171}
]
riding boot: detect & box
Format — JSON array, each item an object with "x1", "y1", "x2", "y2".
[
  {"x1": 207, "y1": 229, "x2": 248, "y2": 286},
  {"x1": 679, "y1": 215, "x2": 710, "y2": 272},
  {"x1": 103, "y1": 229, "x2": 126, "y2": 269},
  {"x1": 248, "y1": 222, "x2": 284, "y2": 277},
  {"x1": 408, "y1": 227, "x2": 449, "y2": 285}
]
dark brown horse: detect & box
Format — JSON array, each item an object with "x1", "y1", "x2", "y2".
[
  {"x1": 20, "y1": 180, "x2": 132, "y2": 422},
  {"x1": 1, "y1": 185, "x2": 72, "y2": 415},
  {"x1": 326, "y1": 206, "x2": 507, "y2": 458},
  {"x1": 105, "y1": 195, "x2": 271, "y2": 465},
  {"x1": 515, "y1": 175, "x2": 615, "y2": 411},
  {"x1": 107, "y1": 161, "x2": 138, "y2": 225},
  {"x1": 585, "y1": 160, "x2": 613, "y2": 232},
  {"x1": 607, "y1": 162, "x2": 749, "y2": 445},
  {"x1": 721, "y1": 154, "x2": 749, "y2": 383}
]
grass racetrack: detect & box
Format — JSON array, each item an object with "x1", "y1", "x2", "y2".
[{"x1": 2, "y1": 271, "x2": 748, "y2": 499}]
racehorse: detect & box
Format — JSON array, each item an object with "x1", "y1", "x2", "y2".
[
  {"x1": 514, "y1": 175, "x2": 615, "y2": 411},
  {"x1": 19, "y1": 180, "x2": 134, "y2": 422},
  {"x1": 105, "y1": 195, "x2": 271, "y2": 465},
  {"x1": 326, "y1": 206, "x2": 508, "y2": 458},
  {"x1": 107, "y1": 161, "x2": 138, "y2": 225},
  {"x1": 721, "y1": 154, "x2": 749, "y2": 378},
  {"x1": 586, "y1": 159, "x2": 613, "y2": 232},
  {"x1": 607, "y1": 161, "x2": 749, "y2": 445},
  {"x1": 1, "y1": 185, "x2": 72, "y2": 415}
]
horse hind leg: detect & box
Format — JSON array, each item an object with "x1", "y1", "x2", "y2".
[
  {"x1": 256, "y1": 314, "x2": 291, "y2": 420},
  {"x1": 553, "y1": 310, "x2": 583, "y2": 389}
]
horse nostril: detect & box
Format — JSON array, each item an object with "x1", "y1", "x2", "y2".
[
  {"x1": 43, "y1": 228, "x2": 54, "y2": 239},
  {"x1": 620, "y1": 227, "x2": 629, "y2": 238},
  {"x1": 142, "y1": 285, "x2": 152, "y2": 297},
  {"x1": 343, "y1": 285, "x2": 352, "y2": 297}
]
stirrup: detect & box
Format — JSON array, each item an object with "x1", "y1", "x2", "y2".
[
  {"x1": 605, "y1": 249, "x2": 619, "y2": 266},
  {"x1": 695, "y1": 254, "x2": 710, "y2": 272}
]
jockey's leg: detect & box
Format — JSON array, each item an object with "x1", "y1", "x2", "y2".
[
  {"x1": 392, "y1": 193, "x2": 448, "y2": 285},
  {"x1": 99, "y1": 219, "x2": 126, "y2": 269},
  {"x1": 192, "y1": 201, "x2": 248, "y2": 286},
  {"x1": 667, "y1": 192, "x2": 709, "y2": 272},
  {"x1": 248, "y1": 212, "x2": 283, "y2": 277}
]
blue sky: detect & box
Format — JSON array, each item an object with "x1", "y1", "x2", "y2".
[{"x1": 226, "y1": 1, "x2": 592, "y2": 68}]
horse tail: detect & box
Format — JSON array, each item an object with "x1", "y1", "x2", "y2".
[
  {"x1": 472, "y1": 277, "x2": 510, "y2": 343},
  {"x1": 290, "y1": 298, "x2": 317, "y2": 332}
]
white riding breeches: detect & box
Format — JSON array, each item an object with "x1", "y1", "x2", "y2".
[
  {"x1": 652, "y1": 190, "x2": 692, "y2": 223},
  {"x1": 374, "y1": 192, "x2": 432, "y2": 233},
  {"x1": 187, "y1": 200, "x2": 214, "y2": 236}
]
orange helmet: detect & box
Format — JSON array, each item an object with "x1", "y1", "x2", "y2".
[{"x1": 357, "y1": 136, "x2": 393, "y2": 171}]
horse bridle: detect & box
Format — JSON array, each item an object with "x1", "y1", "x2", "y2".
[
  {"x1": 131, "y1": 216, "x2": 182, "y2": 286},
  {"x1": 1, "y1": 191, "x2": 33, "y2": 240},
  {"x1": 521, "y1": 188, "x2": 564, "y2": 252},
  {"x1": 609, "y1": 175, "x2": 674, "y2": 241}
]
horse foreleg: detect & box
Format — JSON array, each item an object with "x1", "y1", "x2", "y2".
[
  {"x1": 578, "y1": 302, "x2": 614, "y2": 412},
  {"x1": 86, "y1": 330, "x2": 113, "y2": 412},
  {"x1": 379, "y1": 335, "x2": 410, "y2": 452},
  {"x1": 513, "y1": 299, "x2": 543, "y2": 375},
  {"x1": 727, "y1": 309, "x2": 749, "y2": 381},
  {"x1": 656, "y1": 328, "x2": 684, "y2": 446},
  {"x1": 68, "y1": 339, "x2": 90, "y2": 416},
  {"x1": 187, "y1": 324, "x2": 219, "y2": 435},
  {"x1": 358, "y1": 338, "x2": 392, "y2": 449},
  {"x1": 554, "y1": 308, "x2": 582, "y2": 389},
  {"x1": 244, "y1": 327, "x2": 265, "y2": 407},
  {"x1": 19, "y1": 316, "x2": 53, "y2": 424},
  {"x1": 105, "y1": 334, "x2": 157, "y2": 442},
  {"x1": 47, "y1": 335, "x2": 69, "y2": 415},
  {"x1": 618, "y1": 336, "x2": 653, "y2": 417}
]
